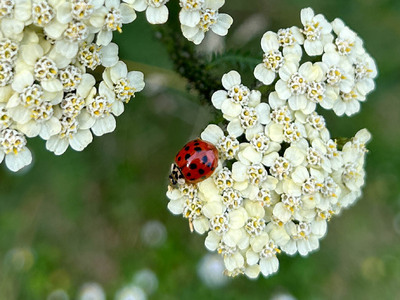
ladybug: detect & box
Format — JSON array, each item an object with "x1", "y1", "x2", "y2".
[{"x1": 169, "y1": 139, "x2": 219, "y2": 186}]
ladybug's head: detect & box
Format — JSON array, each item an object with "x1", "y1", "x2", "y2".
[{"x1": 169, "y1": 163, "x2": 185, "y2": 186}]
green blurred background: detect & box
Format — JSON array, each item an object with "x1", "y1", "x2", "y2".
[{"x1": 1, "y1": 0, "x2": 399, "y2": 299}]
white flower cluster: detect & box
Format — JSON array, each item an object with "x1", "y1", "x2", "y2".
[
  {"x1": 127, "y1": 0, "x2": 234, "y2": 44},
  {"x1": 0, "y1": 0, "x2": 145, "y2": 171},
  {"x1": 166, "y1": 7, "x2": 376, "y2": 279},
  {"x1": 179, "y1": 0, "x2": 233, "y2": 45},
  {"x1": 254, "y1": 7, "x2": 377, "y2": 116}
]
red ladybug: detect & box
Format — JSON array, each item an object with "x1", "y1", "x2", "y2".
[{"x1": 169, "y1": 139, "x2": 219, "y2": 185}]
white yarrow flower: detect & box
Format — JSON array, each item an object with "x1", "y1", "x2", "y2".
[
  {"x1": 132, "y1": 0, "x2": 169, "y2": 25},
  {"x1": 167, "y1": 12, "x2": 376, "y2": 277},
  {"x1": 300, "y1": 7, "x2": 333, "y2": 56},
  {"x1": 181, "y1": 0, "x2": 233, "y2": 45},
  {"x1": 91, "y1": 0, "x2": 137, "y2": 46},
  {"x1": 0, "y1": 0, "x2": 146, "y2": 171},
  {"x1": 102, "y1": 61, "x2": 145, "y2": 116},
  {"x1": 0, "y1": 128, "x2": 32, "y2": 171},
  {"x1": 254, "y1": 31, "x2": 301, "y2": 85}
]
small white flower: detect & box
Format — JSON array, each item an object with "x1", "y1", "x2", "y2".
[
  {"x1": 332, "y1": 87, "x2": 365, "y2": 116},
  {"x1": 269, "y1": 97, "x2": 293, "y2": 122},
  {"x1": 54, "y1": 20, "x2": 91, "y2": 58},
  {"x1": 322, "y1": 43, "x2": 355, "y2": 95},
  {"x1": 132, "y1": 0, "x2": 169, "y2": 25},
  {"x1": 60, "y1": 73, "x2": 96, "y2": 117},
  {"x1": 276, "y1": 26, "x2": 304, "y2": 55},
  {"x1": 205, "y1": 232, "x2": 245, "y2": 272},
  {"x1": 46, "y1": 113, "x2": 93, "y2": 155},
  {"x1": 77, "y1": 41, "x2": 101, "y2": 69},
  {"x1": 264, "y1": 145, "x2": 305, "y2": 184},
  {"x1": 324, "y1": 138, "x2": 342, "y2": 170},
  {"x1": 275, "y1": 61, "x2": 335, "y2": 114},
  {"x1": 0, "y1": 128, "x2": 32, "y2": 172},
  {"x1": 304, "y1": 79, "x2": 333, "y2": 114},
  {"x1": 0, "y1": 0, "x2": 31, "y2": 41},
  {"x1": 210, "y1": 168, "x2": 233, "y2": 195},
  {"x1": 353, "y1": 52, "x2": 377, "y2": 96},
  {"x1": 300, "y1": 111, "x2": 330, "y2": 141},
  {"x1": 102, "y1": 61, "x2": 145, "y2": 116},
  {"x1": 212, "y1": 72, "x2": 270, "y2": 140},
  {"x1": 254, "y1": 31, "x2": 301, "y2": 85},
  {"x1": 31, "y1": 0, "x2": 56, "y2": 27},
  {"x1": 0, "y1": 37, "x2": 19, "y2": 62},
  {"x1": 281, "y1": 221, "x2": 320, "y2": 256},
  {"x1": 179, "y1": 0, "x2": 204, "y2": 27},
  {"x1": 266, "y1": 115, "x2": 306, "y2": 145},
  {"x1": 0, "y1": 60, "x2": 14, "y2": 87},
  {"x1": 300, "y1": 7, "x2": 333, "y2": 56},
  {"x1": 307, "y1": 139, "x2": 332, "y2": 172},
  {"x1": 243, "y1": 201, "x2": 266, "y2": 237},
  {"x1": 181, "y1": 0, "x2": 233, "y2": 45},
  {"x1": 0, "y1": 0, "x2": 15, "y2": 19},
  {"x1": 275, "y1": 63, "x2": 306, "y2": 109},
  {"x1": 339, "y1": 130, "x2": 370, "y2": 193},
  {"x1": 183, "y1": 196, "x2": 209, "y2": 234},
  {"x1": 57, "y1": 0, "x2": 104, "y2": 23},
  {"x1": 211, "y1": 70, "x2": 253, "y2": 117},
  {"x1": 318, "y1": 176, "x2": 341, "y2": 206},
  {"x1": 79, "y1": 81, "x2": 116, "y2": 136},
  {"x1": 0, "y1": 104, "x2": 13, "y2": 130},
  {"x1": 246, "y1": 232, "x2": 280, "y2": 277},
  {"x1": 273, "y1": 193, "x2": 304, "y2": 223},
  {"x1": 59, "y1": 65, "x2": 83, "y2": 93},
  {"x1": 331, "y1": 18, "x2": 365, "y2": 61},
  {"x1": 32, "y1": 56, "x2": 63, "y2": 92},
  {"x1": 17, "y1": 101, "x2": 61, "y2": 140},
  {"x1": 7, "y1": 80, "x2": 61, "y2": 125},
  {"x1": 227, "y1": 101, "x2": 270, "y2": 141},
  {"x1": 201, "y1": 124, "x2": 239, "y2": 160},
  {"x1": 78, "y1": 41, "x2": 119, "y2": 69},
  {"x1": 91, "y1": 0, "x2": 137, "y2": 45},
  {"x1": 236, "y1": 133, "x2": 281, "y2": 166},
  {"x1": 203, "y1": 203, "x2": 248, "y2": 248},
  {"x1": 231, "y1": 161, "x2": 270, "y2": 197}
]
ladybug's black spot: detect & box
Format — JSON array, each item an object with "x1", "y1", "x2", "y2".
[
  {"x1": 189, "y1": 163, "x2": 197, "y2": 170},
  {"x1": 187, "y1": 172, "x2": 191, "y2": 177},
  {"x1": 185, "y1": 154, "x2": 190, "y2": 160},
  {"x1": 207, "y1": 163, "x2": 212, "y2": 168},
  {"x1": 194, "y1": 142, "x2": 200, "y2": 146},
  {"x1": 177, "y1": 156, "x2": 181, "y2": 161},
  {"x1": 211, "y1": 167, "x2": 215, "y2": 171},
  {"x1": 185, "y1": 146, "x2": 190, "y2": 151},
  {"x1": 190, "y1": 178, "x2": 196, "y2": 181},
  {"x1": 199, "y1": 169, "x2": 205, "y2": 175},
  {"x1": 194, "y1": 147, "x2": 202, "y2": 152},
  {"x1": 202, "y1": 156, "x2": 208, "y2": 163},
  {"x1": 202, "y1": 176, "x2": 206, "y2": 179}
]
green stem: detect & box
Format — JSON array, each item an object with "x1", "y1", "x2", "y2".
[
  {"x1": 208, "y1": 52, "x2": 260, "y2": 69},
  {"x1": 154, "y1": 2, "x2": 222, "y2": 105}
]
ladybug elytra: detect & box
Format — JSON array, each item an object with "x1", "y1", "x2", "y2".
[{"x1": 169, "y1": 139, "x2": 218, "y2": 185}]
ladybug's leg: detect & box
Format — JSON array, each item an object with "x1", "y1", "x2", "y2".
[
  {"x1": 169, "y1": 164, "x2": 178, "y2": 185},
  {"x1": 169, "y1": 163, "x2": 185, "y2": 186},
  {"x1": 177, "y1": 176, "x2": 185, "y2": 185},
  {"x1": 188, "y1": 218, "x2": 194, "y2": 232}
]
